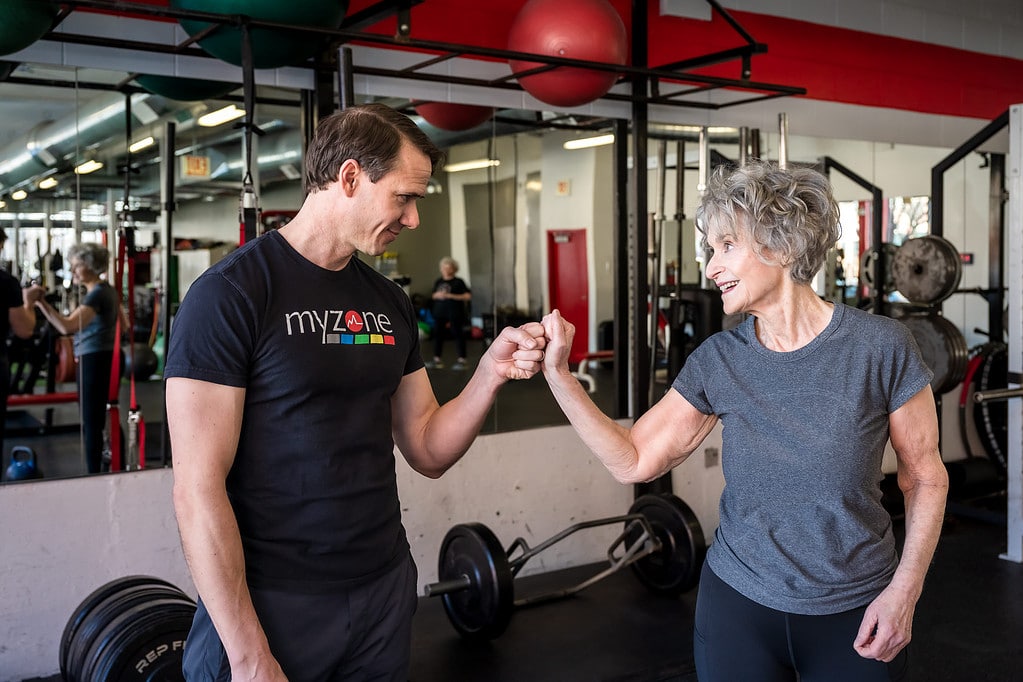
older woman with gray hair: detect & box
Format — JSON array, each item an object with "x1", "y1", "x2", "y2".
[
  {"x1": 540, "y1": 160, "x2": 948, "y2": 681},
  {"x1": 28, "y1": 242, "x2": 125, "y2": 474}
]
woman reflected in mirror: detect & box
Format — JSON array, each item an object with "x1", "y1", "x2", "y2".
[{"x1": 27, "y1": 243, "x2": 127, "y2": 474}]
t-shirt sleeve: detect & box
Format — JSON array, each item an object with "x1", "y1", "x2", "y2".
[
  {"x1": 164, "y1": 272, "x2": 256, "y2": 387},
  {"x1": 886, "y1": 319, "x2": 935, "y2": 413},
  {"x1": 401, "y1": 290, "x2": 426, "y2": 376},
  {"x1": 1, "y1": 274, "x2": 22, "y2": 309},
  {"x1": 671, "y1": 343, "x2": 715, "y2": 415}
]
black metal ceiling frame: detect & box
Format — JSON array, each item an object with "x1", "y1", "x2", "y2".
[{"x1": 33, "y1": 0, "x2": 805, "y2": 112}]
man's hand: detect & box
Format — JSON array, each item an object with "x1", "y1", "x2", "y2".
[{"x1": 483, "y1": 321, "x2": 546, "y2": 381}]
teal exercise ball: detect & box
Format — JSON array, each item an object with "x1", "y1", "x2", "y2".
[
  {"x1": 135, "y1": 74, "x2": 238, "y2": 101},
  {"x1": 171, "y1": 0, "x2": 349, "y2": 69},
  {"x1": 0, "y1": 0, "x2": 59, "y2": 56}
]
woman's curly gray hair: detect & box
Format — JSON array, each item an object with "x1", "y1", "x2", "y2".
[
  {"x1": 695, "y1": 160, "x2": 841, "y2": 284},
  {"x1": 67, "y1": 242, "x2": 110, "y2": 275}
]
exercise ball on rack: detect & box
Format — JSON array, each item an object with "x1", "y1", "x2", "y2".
[
  {"x1": 415, "y1": 102, "x2": 494, "y2": 132},
  {"x1": 0, "y1": 0, "x2": 59, "y2": 56},
  {"x1": 507, "y1": 0, "x2": 627, "y2": 108},
  {"x1": 134, "y1": 74, "x2": 238, "y2": 101},
  {"x1": 170, "y1": 0, "x2": 349, "y2": 69},
  {"x1": 122, "y1": 343, "x2": 160, "y2": 381}
]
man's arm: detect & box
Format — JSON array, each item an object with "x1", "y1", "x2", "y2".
[
  {"x1": 540, "y1": 309, "x2": 717, "y2": 483},
  {"x1": 854, "y1": 386, "x2": 948, "y2": 662},
  {"x1": 392, "y1": 323, "x2": 544, "y2": 478},
  {"x1": 9, "y1": 287, "x2": 37, "y2": 339},
  {"x1": 167, "y1": 377, "x2": 287, "y2": 680}
]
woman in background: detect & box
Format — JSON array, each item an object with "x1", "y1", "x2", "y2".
[
  {"x1": 430, "y1": 256, "x2": 472, "y2": 369},
  {"x1": 28, "y1": 243, "x2": 124, "y2": 474}
]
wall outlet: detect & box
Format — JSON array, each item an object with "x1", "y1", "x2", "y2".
[{"x1": 704, "y1": 447, "x2": 719, "y2": 468}]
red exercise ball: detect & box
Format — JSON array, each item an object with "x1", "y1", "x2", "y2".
[
  {"x1": 415, "y1": 102, "x2": 494, "y2": 131},
  {"x1": 507, "y1": 0, "x2": 628, "y2": 108}
]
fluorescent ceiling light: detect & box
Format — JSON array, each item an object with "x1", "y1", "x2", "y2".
[
  {"x1": 38, "y1": 177, "x2": 58, "y2": 190},
  {"x1": 75, "y1": 159, "x2": 104, "y2": 175},
  {"x1": 443, "y1": 159, "x2": 500, "y2": 173},
  {"x1": 563, "y1": 134, "x2": 615, "y2": 150},
  {"x1": 198, "y1": 104, "x2": 246, "y2": 127},
  {"x1": 11, "y1": 189, "x2": 28, "y2": 200},
  {"x1": 129, "y1": 136, "x2": 155, "y2": 153}
]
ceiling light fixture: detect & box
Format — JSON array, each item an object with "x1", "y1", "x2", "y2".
[
  {"x1": 198, "y1": 104, "x2": 246, "y2": 127},
  {"x1": 75, "y1": 159, "x2": 104, "y2": 175},
  {"x1": 0, "y1": 199, "x2": 6, "y2": 209},
  {"x1": 11, "y1": 189, "x2": 28, "y2": 200},
  {"x1": 38, "y1": 177, "x2": 58, "y2": 190},
  {"x1": 563, "y1": 134, "x2": 615, "y2": 150},
  {"x1": 129, "y1": 136, "x2": 155, "y2": 153},
  {"x1": 443, "y1": 159, "x2": 500, "y2": 173}
]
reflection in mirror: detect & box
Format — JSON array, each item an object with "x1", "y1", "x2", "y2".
[
  {"x1": 411, "y1": 122, "x2": 620, "y2": 432},
  {"x1": 0, "y1": 65, "x2": 631, "y2": 482}
]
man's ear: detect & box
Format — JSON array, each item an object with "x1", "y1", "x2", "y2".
[{"x1": 339, "y1": 159, "x2": 360, "y2": 197}]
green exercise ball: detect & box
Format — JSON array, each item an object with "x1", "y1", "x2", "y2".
[
  {"x1": 170, "y1": 0, "x2": 349, "y2": 69},
  {"x1": 0, "y1": 0, "x2": 59, "y2": 56},
  {"x1": 134, "y1": 74, "x2": 237, "y2": 101}
]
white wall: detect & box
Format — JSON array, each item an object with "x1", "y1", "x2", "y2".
[{"x1": 0, "y1": 423, "x2": 727, "y2": 682}]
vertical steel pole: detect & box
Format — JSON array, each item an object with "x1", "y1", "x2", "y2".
[{"x1": 1002, "y1": 105, "x2": 1023, "y2": 562}]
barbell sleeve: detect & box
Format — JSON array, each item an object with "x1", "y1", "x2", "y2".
[
  {"x1": 974, "y1": 387, "x2": 1023, "y2": 404},
  {"x1": 423, "y1": 574, "x2": 472, "y2": 597}
]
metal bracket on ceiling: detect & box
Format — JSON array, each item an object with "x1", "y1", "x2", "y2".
[{"x1": 38, "y1": 0, "x2": 805, "y2": 112}]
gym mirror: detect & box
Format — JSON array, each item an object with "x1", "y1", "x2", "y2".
[{"x1": 0, "y1": 64, "x2": 624, "y2": 484}]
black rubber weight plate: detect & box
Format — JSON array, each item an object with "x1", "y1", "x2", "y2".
[
  {"x1": 627, "y1": 493, "x2": 706, "y2": 595},
  {"x1": 60, "y1": 576, "x2": 181, "y2": 680},
  {"x1": 437, "y1": 522, "x2": 514, "y2": 640}
]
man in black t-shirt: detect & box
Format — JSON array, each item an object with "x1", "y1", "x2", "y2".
[
  {"x1": 166, "y1": 104, "x2": 546, "y2": 682},
  {"x1": 0, "y1": 229, "x2": 40, "y2": 459}
]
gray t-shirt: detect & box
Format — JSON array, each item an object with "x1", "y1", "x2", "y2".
[
  {"x1": 673, "y1": 303, "x2": 933, "y2": 615},
  {"x1": 75, "y1": 281, "x2": 120, "y2": 357}
]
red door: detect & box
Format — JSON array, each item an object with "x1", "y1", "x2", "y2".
[{"x1": 547, "y1": 229, "x2": 589, "y2": 364}]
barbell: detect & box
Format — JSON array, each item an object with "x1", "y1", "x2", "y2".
[{"x1": 423, "y1": 493, "x2": 705, "y2": 640}]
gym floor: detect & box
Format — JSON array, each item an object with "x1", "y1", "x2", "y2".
[{"x1": 409, "y1": 510, "x2": 1023, "y2": 682}]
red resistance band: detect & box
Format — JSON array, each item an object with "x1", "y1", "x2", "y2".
[{"x1": 111, "y1": 232, "x2": 147, "y2": 471}]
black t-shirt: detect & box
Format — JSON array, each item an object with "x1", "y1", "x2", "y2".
[
  {"x1": 432, "y1": 276, "x2": 470, "y2": 321},
  {"x1": 0, "y1": 269, "x2": 22, "y2": 352},
  {"x1": 165, "y1": 231, "x2": 424, "y2": 591}
]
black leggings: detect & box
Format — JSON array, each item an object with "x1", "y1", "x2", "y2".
[
  {"x1": 694, "y1": 563, "x2": 908, "y2": 682},
  {"x1": 79, "y1": 350, "x2": 114, "y2": 474}
]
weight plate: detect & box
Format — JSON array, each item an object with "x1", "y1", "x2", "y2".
[
  {"x1": 85, "y1": 599, "x2": 196, "y2": 682},
  {"x1": 627, "y1": 494, "x2": 705, "y2": 595},
  {"x1": 60, "y1": 576, "x2": 177, "y2": 679},
  {"x1": 437, "y1": 522, "x2": 514, "y2": 640},
  {"x1": 66, "y1": 584, "x2": 189, "y2": 682},
  {"x1": 859, "y1": 243, "x2": 898, "y2": 294},
  {"x1": 975, "y1": 342, "x2": 1008, "y2": 475},
  {"x1": 892, "y1": 235, "x2": 962, "y2": 304},
  {"x1": 901, "y1": 314, "x2": 969, "y2": 394}
]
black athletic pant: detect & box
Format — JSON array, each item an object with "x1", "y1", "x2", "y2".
[
  {"x1": 79, "y1": 350, "x2": 113, "y2": 474},
  {"x1": 694, "y1": 563, "x2": 908, "y2": 682},
  {"x1": 183, "y1": 553, "x2": 418, "y2": 681},
  {"x1": 433, "y1": 313, "x2": 467, "y2": 360}
]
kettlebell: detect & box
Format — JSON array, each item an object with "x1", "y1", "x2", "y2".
[{"x1": 5, "y1": 446, "x2": 43, "y2": 482}]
